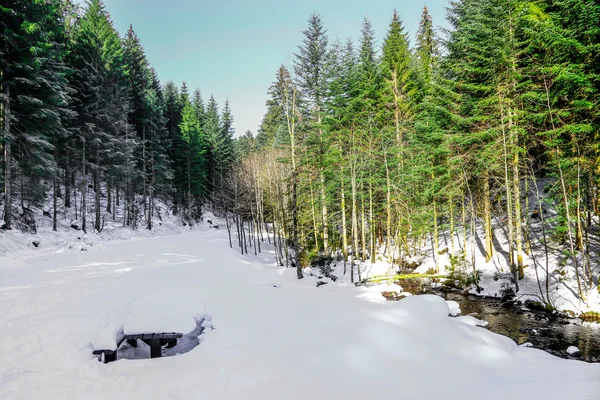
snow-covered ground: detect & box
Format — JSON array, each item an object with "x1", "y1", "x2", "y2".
[
  {"x1": 1, "y1": 224, "x2": 599, "y2": 399},
  {"x1": 0, "y1": 187, "x2": 207, "y2": 257}
]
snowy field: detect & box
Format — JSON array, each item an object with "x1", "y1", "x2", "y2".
[{"x1": 1, "y1": 225, "x2": 599, "y2": 399}]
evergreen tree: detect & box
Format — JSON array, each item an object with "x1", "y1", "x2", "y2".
[
  {"x1": 294, "y1": 13, "x2": 330, "y2": 252},
  {"x1": 1, "y1": 0, "x2": 71, "y2": 230},
  {"x1": 179, "y1": 98, "x2": 206, "y2": 218}
]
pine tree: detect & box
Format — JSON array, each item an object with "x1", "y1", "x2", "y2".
[
  {"x1": 380, "y1": 10, "x2": 415, "y2": 257},
  {"x1": 415, "y1": 6, "x2": 435, "y2": 81},
  {"x1": 163, "y1": 81, "x2": 186, "y2": 214},
  {"x1": 179, "y1": 99, "x2": 206, "y2": 218},
  {"x1": 1, "y1": 0, "x2": 71, "y2": 231},
  {"x1": 203, "y1": 95, "x2": 221, "y2": 197},
  {"x1": 69, "y1": 0, "x2": 130, "y2": 232},
  {"x1": 294, "y1": 13, "x2": 330, "y2": 252}
]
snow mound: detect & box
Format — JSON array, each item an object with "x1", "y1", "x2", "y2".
[
  {"x1": 455, "y1": 315, "x2": 489, "y2": 328},
  {"x1": 93, "y1": 287, "x2": 206, "y2": 349},
  {"x1": 123, "y1": 288, "x2": 205, "y2": 335},
  {"x1": 447, "y1": 300, "x2": 461, "y2": 316}
]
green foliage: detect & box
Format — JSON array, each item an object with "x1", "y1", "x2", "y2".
[{"x1": 1, "y1": 0, "x2": 236, "y2": 231}]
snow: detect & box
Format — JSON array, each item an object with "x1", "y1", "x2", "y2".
[
  {"x1": 93, "y1": 288, "x2": 205, "y2": 350},
  {"x1": 447, "y1": 300, "x2": 461, "y2": 316},
  {"x1": 455, "y1": 315, "x2": 489, "y2": 328},
  {"x1": 1, "y1": 224, "x2": 599, "y2": 399},
  {"x1": 304, "y1": 179, "x2": 600, "y2": 316},
  {"x1": 567, "y1": 346, "x2": 581, "y2": 356}
]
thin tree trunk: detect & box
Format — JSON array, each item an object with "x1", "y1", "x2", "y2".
[
  {"x1": 351, "y1": 163, "x2": 359, "y2": 283},
  {"x1": 142, "y1": 126, "x2": 147, "y2": 221},
  {"x1": 309, "y1": 177, "x2": 319, "y2": 252},
  {"x1": 449, "y1": 196, "x2": 455, "y2": 255},
  {"x1": 512, "y1": 140, "x2": 524, "y2": 280},
  {"x1": 369, "y1": 176, "x2": 375, "y2": 264},
  {"x1": 483, "y1": 170, "x2": 493, "y2": 261},
  {"x1": 81, "y1": 131, "x2": 87, "y2": 234},
  {"x1": 320, "y1": 169, "x2": 328, "y2": 252},
  {"x1": 341, "y1": 164, "x2": 348, "y2": 276},
  {"x1": 94, "y1": 172, "x2": 101, "y2": 233},
  {"x1": 2, "y1": 84, "x2": 12, "y2": 229},
  {"x1": 499, "y1": 90, "x2": 516, "y2": 288},
  {"x1": 53, "y1": 175, "x2": 58, "y2": 232},
  {"x1": 558, "y1": 154, "x2": 584, "y2": 302},
  {"x1": 432, "y1": 170, "x2": 439, "y2": 272},
  {"x1": 462, "y1": 192, "x2": 467, "y2": 261},
  {"x1": 242, "y1": 219, "x2": 248, "y2": 255},
  {"x1": 226, "y1": 211, "x2": 232, "y2": 248},
  {"x1": 74, "y1": 177, "x2": 78, "y2": 221},
  {"x1": 385, "y1": 154, "x2": 392, "y2": 258},
  {"x1": 361, "y1": 181, "x2": 366, "y2": 263},
  {"x1": 65, "y1": 168, "x2": 71, "y2": 208}
]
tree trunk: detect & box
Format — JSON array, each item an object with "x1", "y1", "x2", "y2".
[
  {"x1": 94, "y1": 172, "x2": 101, "y2": 233},
  {"x1": 558, "y1": 153, "x2": 584, "y2": 302},
  {"x1": 2, "y1": 84, "x2": 12, "y2": 229},
  {"x1": 512, "y1": 142, "x2": 524, "y2": 280},
  {"x1": 320, "y1": 169, "x2": 328, "y2": 252},
  {"x1": 432, "y1": 171, "x2": 439, "y2": 272},
  {"x1": 449, "y1": 196, "x2": 455, "y2": 255},
  {"x1": 499, "y1": 91, "x2": 516, "y2": 289},
  {"x1": 65, "y1": 168, "x2": 71, "y2": 208},
  {"x1": 309, "y1": 177, "x2": 319, "y2": 252},
  {"x1": 341, "y1": 164, "x2": 348, "y2": 276},
  {"x1": 385, "y1": 155, "x2": 392, "y2": 258},
  {"x1": 53, "y1": 175, "x2": 58, "y2": 232},
  {"x1": 369, "y1": 176, "x2": 375, "y2": 264},
  {"x1": 81, "y1": 131, "x2": 87, "y2": 234},
  {"x1": 483, "y1": 170, "x2": 493, "y2": 262},
  {"x1": 107, "y1": 180, "x2": 112, "y2": 213},
  {"x1": 351, "y1": 164, "x2": 360, "y2": 283},
  {"x1": 142, "y1": 126, "x2": 147, "y2": 222},
  {"x1": 360, "y1": 181, "x2": 366, "y2": 263}
]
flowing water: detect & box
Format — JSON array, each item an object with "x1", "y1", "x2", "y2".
[{"x1": 397, "y1": 279, "x2": 600, "y2": 362}]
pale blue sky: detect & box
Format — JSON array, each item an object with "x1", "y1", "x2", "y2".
[{"x1": 83, "y1": 0, "x2": 450, "y2": 136}]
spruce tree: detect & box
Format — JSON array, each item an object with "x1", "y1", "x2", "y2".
[
  {"x1": 294, "y1": 13, "x2": 330, "y2": 252},
  {"x1": 1, "y1": 0, "x2": 71, "y2": 230}
]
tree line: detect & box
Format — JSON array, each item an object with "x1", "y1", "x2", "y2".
[
  {"x1": 231, "y1": 0, "x2": 599, "y2": 304},
  {"x1": 1, "y1": 0, "x2": 235, "y2": 234}
]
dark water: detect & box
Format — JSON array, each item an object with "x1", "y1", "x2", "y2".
[
  {"x1": 396, "y1": 279, "x2": 600, "y2": 362},
  {"x1": 438, "y1": 291, "x2": 600, "y2": 362}
]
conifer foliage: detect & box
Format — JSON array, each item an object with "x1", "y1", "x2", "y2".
[
  {"x1": 233, "y1": 2, "x2": 600, "y2": 300},
  {"x1": 1, "y1": 0, "x2": 236, "y2": 232}
]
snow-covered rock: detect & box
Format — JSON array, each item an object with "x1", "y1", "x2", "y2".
[
  {"x1": 447, "y1": 300, "x2": 461, "y2": 316},
  {"x1": 567, "y1": 346, "x2": 581, "y2": 356}
]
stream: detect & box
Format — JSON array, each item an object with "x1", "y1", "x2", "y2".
[{"x1": 398, "y1": 280, "x2": 600, "y2": 362}]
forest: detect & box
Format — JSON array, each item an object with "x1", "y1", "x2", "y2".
[
  {"x1": 1, "y1": 0, "x2": 235, "y2": 234},
  {"x1": 230, "y1": 0, "x2": 600, "y2": 305},
  {"x1": 1, "y1": 0, "x2": 600, "y2": 307}
]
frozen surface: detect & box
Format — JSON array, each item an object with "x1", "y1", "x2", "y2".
[{"x1": 1, "y1": 227, "x2": 599, "y2": 399}]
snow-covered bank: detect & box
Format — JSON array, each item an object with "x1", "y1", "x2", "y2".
[
  {"x1": 1, "y1": 228, "x2": 599, "y2": 399},
  {"x1": 0, "y1": 193, "x2": 213, "y2": 257},
  {"x1": 305, "y1": 211, "x2": 600, "y2": 316}
]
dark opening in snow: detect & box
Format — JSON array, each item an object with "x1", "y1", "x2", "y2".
[{"x1": 94, "y1": 317, "x2": 212, "y2": 363}]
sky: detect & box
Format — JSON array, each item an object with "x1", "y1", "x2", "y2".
[{"x1": 79, "y1": 0, "x2": 451, "y2": 137}]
